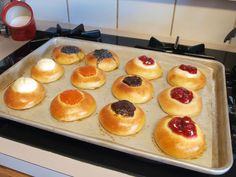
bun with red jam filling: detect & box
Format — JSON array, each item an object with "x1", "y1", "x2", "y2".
[
  {"x1": 125, "y1": 55, "x2": 162, "y2": 80},
  {"x1": 158, "y1": 87, "x2": 202, "y2": 117},
  {"x1": 71, "y1": 65, "x2": 106, "y2": 89},
  {"x1": 154, "y1": 116, "x2": 206, "y2": 159},
  {"x1": 50, "y1": 89, "x2": 96, "y2": 121},
  {"x1": 52, "y1": 45, "x2": 85, "y2": 65},
  {"x1": 112, "y1": 75, "x2": 154, "y2": 103},
  {"x1": 99, "y1": 100, "x2": 145, "y2": 136},
  {"x1": 85, "y1": 49, "x2": 119, "y2": 71},
  {"x1": 167, "y1": 64, "x2": 206, "y2": 90}
]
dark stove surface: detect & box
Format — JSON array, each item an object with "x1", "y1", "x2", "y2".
[{"x1": 1, "y1": 27, "x2": 236, "y2": 177}]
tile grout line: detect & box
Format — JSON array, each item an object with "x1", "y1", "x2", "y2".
[
  {"x1": 66, "y1": 0, "x2": 70, "y2": 23},
  {"x1": 116, "y1": 0, "x2": 119, "y2": 29},
  {"x1": 170, "y1": 0, "x2": 177, "y2": 37}
]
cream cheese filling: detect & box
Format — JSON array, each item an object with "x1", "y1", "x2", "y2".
[
  {"x1": 13, "y1": 77, "x2": 38, "y2": 93},
  {"x1": 133, "y1": 57, "x2": 158, "y2": 69},
  {"x1": 36, "y1": 58, "x2": 56, "y2": 71},
  {"x1": 175, "y1": 67, "x2": 200, "y2": 78}
]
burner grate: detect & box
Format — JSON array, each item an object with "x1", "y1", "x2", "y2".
[
  {"x1": 46, "y1": 24, "x2": 101, "y2": 41},
  {"x1": 135, "y1": 36, "x2": 215, "y2": 60}
]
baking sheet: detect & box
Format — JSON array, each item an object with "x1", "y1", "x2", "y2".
[{"x1": 0, "y1": 37, "x2": 233, "y2": 174}]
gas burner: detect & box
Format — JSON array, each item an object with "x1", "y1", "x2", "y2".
[
  {"x1": 135, "y1": 36, "x2": 215, "y2": 60},
  {"x1": 46, "y1": 24, "x2": 101, "y2": 42}
]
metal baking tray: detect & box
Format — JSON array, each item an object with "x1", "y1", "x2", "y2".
[{"x1": 0, "y1": 37, "x2": 233, "y2": 175}]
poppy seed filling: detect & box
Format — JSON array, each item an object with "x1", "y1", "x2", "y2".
[
  {"x1": 94, "y1": 49, "x2": 113, "y2": 61},
  {"x1": 61, "y1": 46, "x2": 80, "y2": 54}
]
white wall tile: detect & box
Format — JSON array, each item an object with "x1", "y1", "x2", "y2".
[
  {"x1": 118, "y1": 0, "x2": 175, "y2": 36},
  {"x1": 68, "y1": 0, "x2": 117, "y2": 29},
  {"x1": 25, "y1": 0, "x2": 68, "y2": 23},
  {"x1": 172, "y1": 0, "x2": 236, "y2": 44}
]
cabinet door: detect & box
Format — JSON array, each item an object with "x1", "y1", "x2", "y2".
[
  {"x1": 118, "y1": 0, "x2": 175, "y2": 36},
  {"x1": 172, "y1": 0, "x2": 236, "y2": 44},
  {"x1": 68, "y1": 0, "x2": 117, "y2": 29},
  {"x1": 26, "y1": 0, "x2": 69, "y2": 23}
]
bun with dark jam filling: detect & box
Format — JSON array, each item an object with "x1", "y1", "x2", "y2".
[{"x1": 99, "y1": 100, "x2": 145, "y2": 136}]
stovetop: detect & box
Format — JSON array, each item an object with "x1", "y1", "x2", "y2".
[{"x1": 0, "y1": 25, "x2": 236, "y2": 177}]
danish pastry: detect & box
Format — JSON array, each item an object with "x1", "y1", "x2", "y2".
[
  {"x1": 125, "y1": 55, "x2": 162, "y2": 80},
  {"x1": 167, "y1": 64, "x2": 206, "y2": 90},
  {"x1": 85, "y1": 49, "x2": 119, "y2": 71},
  {"x1": 71, "y1": 65, "x2": 106, "y2": 89},
  {"x1": 4, "y1": 77, "x2": 45, "y2": 110},
  {"x1": 112, "y1": 75, "x2": 154, "y2": 103},
  {"x1": 99, "y1": 100, "x2": 145, "y2": 136},
  {"x1": 31, "y1": 58, "x2": 64, "y2": 83},
  {"x1": 50, "y1": 89, "x2": 96, "y2": 121},
  {"x1": 158, "y1": 87, "x2": 202, "y2": 117},
  {"x1": 154, "y1": 116, "x2": 206, "y2": 159},
  {"x1": 52, "y1": 45, "x2": 85, "y2": 64}
]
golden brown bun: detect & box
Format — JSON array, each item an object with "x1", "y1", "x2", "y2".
[
  {"x1": 85, "y1": 49, "x2": 119, "y2": 71},
  {"x1": 52, "y1": 45, "x2": 85, "y2": 65},
  {"x1": 50, "y1": 89, "x2": 96, "y2": 121},
  {"x1": 167, "y1": 65, "x2": 206, "y2": 90},
  {"x1": 154, "y1": 116, "x2": 206, "y2": 159},
  {"x1": 4, "y1": 78, "x2": 45, "y2": 110},
  {"x1": 99, "y1": 100, "x2": 145, "y2": 136},
  {"x1": 157, "y1": 87, "x2": 202, "y2": 117},
  {"x1": 112, "y1": 75, "x2": 154, "y2": 104},
  {"x1": 71, "y1": 65, "x2": 106, "y2": 89},
  {"x1": 125, "y1": 57, "x2": 162, "y2": 80},
  {"x1": 31, "y1": 60, "x2": 64, "y2": 83}
]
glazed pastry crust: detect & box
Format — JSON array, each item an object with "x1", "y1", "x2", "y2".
[
  {"x1": 31, "y1": 63, "x2": 64, "y2": 83},
  {"x1": 167, "y1": 66, "x2": 206, "y2": 90},
  {"x1": 85, "y1": 50, "x2": 119, "y2": 71},
  {"x1": 4, "y1": 82, "x2": 45, "y2": 110},
  {"x1": 52, "y1": 45, "x2": 85, "y2": 65},
  {"x1": 154, "y1": 116, "x2": 206, "y2": 159},
  {"x1": 125, "y1": 58, "x2": 162, "y2": 80},
  {"x1": 112, "y1": 75, "x2": 154, "y2": 104},
  {"x1": 99, "y1": 103, "x2": 145, "y2": 136},
  {"x1": 50, "y1": 90, "x2": 96, "y2": 121},
  {"x1": 71, "y1": 66, "x2": 106, "y2": 89},
  {"x1": 157, "y1": 87, "x2": 202, "y2": 117}
]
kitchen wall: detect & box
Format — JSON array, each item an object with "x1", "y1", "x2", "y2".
[{"x1": 25, "y1": 0, "x2": 236, "y2": 46}]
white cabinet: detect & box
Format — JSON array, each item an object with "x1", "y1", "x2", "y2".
[
  {"x1": 118, "y1": 0, "x2": 175, "y2": 36},
  {"x1": 25, "y1": 0, "x2": 68, "y2": 23},
  {"x1": 172, "y1": 0, "x2": 236, "y2": 44},
  {"x1": 68, "y1": 0, "x2": 117, "y2": 29}
]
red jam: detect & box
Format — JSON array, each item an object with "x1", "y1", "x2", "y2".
[
  {"x1": 179, "y1": 64, "x2": 197, "y2": 74},
  {"x1": 138, "y1": 55, "x2": 155, "y2": 65},
  {"x1": 168, "y1": 116, "x2": 197, "y2": 138},
  {"x1": 171, "y1": 87, "x2": 193, "y2": 104}
]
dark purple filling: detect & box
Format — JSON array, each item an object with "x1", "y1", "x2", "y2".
[
  {"x1": 61, "y1": 46, "x2": 80, "y2": 54},
  {"x1": 93, "y1": 49, "x2": 113, "y2": 62},
  {"x1": 111, "y1": 100, "x2": 136, "y2": 117},
  {"x1": 123, "y1": 76, "x2": 142, "y2": 87}
]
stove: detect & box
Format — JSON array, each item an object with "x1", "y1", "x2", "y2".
[{"x1": 1, "y1": 24, "x2": 236, "y2": 177}]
